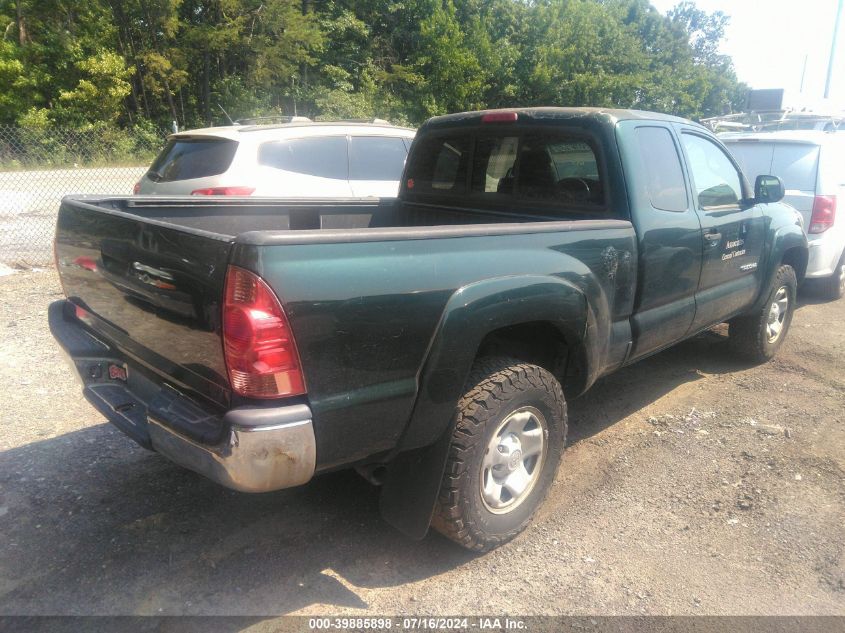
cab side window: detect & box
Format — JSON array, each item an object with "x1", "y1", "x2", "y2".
[
  {"x1": 681, "y1": 134, "x2": 743, "y2": 209},
  {"x1": 635, "y1": 127, "x2": 688, "y2": 212}
]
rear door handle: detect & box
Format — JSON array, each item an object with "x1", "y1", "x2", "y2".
[{"x1": 704, "y1": 231, "x2": 722, "y2": 244}]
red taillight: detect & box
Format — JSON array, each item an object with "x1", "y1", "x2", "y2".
[
  {"x1": 481, "y1": 111, "x2": 518, "y2": 124},
  {"x1": 809, "y1": 195, "x2": 836, "y2": 234},
  {"x1": 133, "y1": 181, "x2": 141, "y2": 195},
  {"x1": 222, "y1": 266, "x2": 305, "y2": 399},
  {"x1": 73, "y1": 255, "x2": 97, "y2": 272},
  {"x1": 191, "y1": 187, "x2": 255, "y2": 196}
]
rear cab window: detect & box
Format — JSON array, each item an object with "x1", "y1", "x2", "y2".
[
  {"x1": 408, "y1": 136, "x2": 472, "y2": 194},
  {"x1": 403, "y1": 126, "x2": 608, "y2": 215},
  {"x1": 148, "y1": 137, "x2": 238, "y2": 182},
  {"x1": 471, "y1": 136, "x2": 518, "y2": 194}
]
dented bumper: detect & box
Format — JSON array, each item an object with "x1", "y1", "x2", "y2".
[
  {"x1": 49, "y1": 300, "x2": 316, "y2": 493},
  {"x1": 148, "y1": 405, "x2": 315, "y2": 493}
]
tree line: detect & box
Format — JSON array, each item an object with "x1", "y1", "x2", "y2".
[{"x1": 0, "y1": 0, "x2": 746, "y2": 130}]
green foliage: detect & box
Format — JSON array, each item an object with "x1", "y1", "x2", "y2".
[
  {"x1": 0, "y1": 41, "x2": 36, "y2": 120},
  {"x1": 57, "y1": 51, "x2": 134, "y2": 124},
  {"x1": 523, "y1": 0, "x2": 649, "y2": 107},
  {"x1": 0, "y1": 123, "x2": 165, "y2": 169},
  {"x1": 17, "y1": 107, "x2": 51, "y2": 129},
  {"x1": 0, "y1": 0, "x2": 747, "y2": 130},
  {"x1": 413, "y1": 0, "x2": 487, "y2": 118}
]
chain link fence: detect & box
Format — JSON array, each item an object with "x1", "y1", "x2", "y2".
[{"x1": 0, "y1": 124, "x2": 168, "y2": 266}]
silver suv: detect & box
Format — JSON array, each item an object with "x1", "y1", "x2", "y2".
[
  {"x1": 135, "y1": 119, "x2": 415, "y2": 199},
  {"x1": 723, "y1": 131, "x2": 845, "y2": 299}
]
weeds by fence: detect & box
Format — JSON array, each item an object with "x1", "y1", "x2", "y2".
[{"x1": 0, "y1": 124, "x2": 167, "y2": 265}]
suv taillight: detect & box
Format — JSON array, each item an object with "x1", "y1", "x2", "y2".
[
  {"x1": 809, "y1": 195, "x2": 836, "y2": 234},
  {"x1": 191, "y1": 186, "x2": 255, "y2": 196},
  {"x1": 222, "y1": 266, "x2": 305, "y2": 399}
]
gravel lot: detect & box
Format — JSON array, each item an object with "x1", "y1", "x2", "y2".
[{"x1": 0, "y1": 268, "x2": 843, "y2": 618}]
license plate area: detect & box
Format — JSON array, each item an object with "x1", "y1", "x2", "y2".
[{"x1": 108, "y1": 363, "x2": 129, "y2": 382}]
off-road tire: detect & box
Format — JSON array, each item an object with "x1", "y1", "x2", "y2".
[
  {"x1": 430, "y1": 357, "x2": 567, "y2": 552},
  {"x1": 729, "y1": 264, "x2": 797, "y2": 363}
]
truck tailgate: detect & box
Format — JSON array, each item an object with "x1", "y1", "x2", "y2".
[{"x1": 54, "y1": 198, "x2": 234, "y2": 408}]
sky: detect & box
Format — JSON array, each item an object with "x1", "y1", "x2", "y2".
[{"x1": 649, "y1": 0, "x2": 845, "y2": 109}]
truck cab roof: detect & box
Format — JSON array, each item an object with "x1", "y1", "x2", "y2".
[{"x1": 421, "y1": 107, "x2": 701, "y2": 131}]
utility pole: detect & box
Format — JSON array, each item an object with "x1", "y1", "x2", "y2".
[
  {"x1": 825, "y1": 0, "x2": 844, "y2": 99},
  {"x1": 800, "y1": 54, "x2": 808, "y2": 93}
]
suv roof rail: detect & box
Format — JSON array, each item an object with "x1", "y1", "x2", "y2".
[
  {"x1": 315, "y1": 117, "x2": 394, "y2": 125},
  {"x1": 234, "y1": 115, "x2": 312, "y2": 126},
  {"x1": 701, "y1": 110, "x2": 845, "y2": 133}
]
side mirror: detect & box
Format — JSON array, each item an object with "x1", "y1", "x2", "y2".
[{"x1": 754, "y1": 175, "x2": 785, "y2": 204}]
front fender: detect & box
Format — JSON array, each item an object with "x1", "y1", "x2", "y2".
[{"x1": 753, "y1": 220, "x2": 808, "y2": 312}]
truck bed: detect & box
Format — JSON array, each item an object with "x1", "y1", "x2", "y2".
[{"x1": 77, "y1": 195, "x2": 617, "y2": 237}]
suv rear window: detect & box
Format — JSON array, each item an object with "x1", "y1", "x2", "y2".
[
  {"x1": 770, "y1": 144, "x2": 820, "y2": 192},
  {"x1": 725, "y1": 141, "x2": 820, "y2": 192},
  {"x1": 148, "y1": 138, "x2": 238, "y2": 182},
  {"x1": 405, "y1": 130, "x2": 605, "y2": 210}
]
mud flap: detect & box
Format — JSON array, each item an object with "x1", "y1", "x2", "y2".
[{"x1": 378, "y1": 426, "x2": 453, "y2": 540}]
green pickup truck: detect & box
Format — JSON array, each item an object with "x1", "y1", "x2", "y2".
[{"x1": 50, "y1": 107, "x2": 807, "y2": 551}]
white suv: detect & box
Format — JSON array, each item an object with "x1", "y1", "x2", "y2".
[
  {"x1": 135, "y1": 120, "x2": 416, "y2": 199},
  {"x1": 723, "y1": 131, "x2": 845, "y2": 299}
]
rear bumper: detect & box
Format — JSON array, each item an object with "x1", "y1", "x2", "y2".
[
  {"x1": 147, "y1": 408, "x2": 315, "y2": 493},
  {"x1": 48, "y1": 300, "x2": 316, "y2": 493},
  {"x1": 805, "y1": 233, "x2": 845, "y2": 278}
]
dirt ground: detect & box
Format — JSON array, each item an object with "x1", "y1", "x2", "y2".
[{"x1": 0, "y1": 268, "x2": 843, "y2": 618}]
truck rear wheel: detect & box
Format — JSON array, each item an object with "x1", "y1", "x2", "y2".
[
  {"x1": 431, "y1": 357, "x2": 566, "y2": 552},
  {"x1": 729, "y1": 264, "x2": 797, "y2": 363}
]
